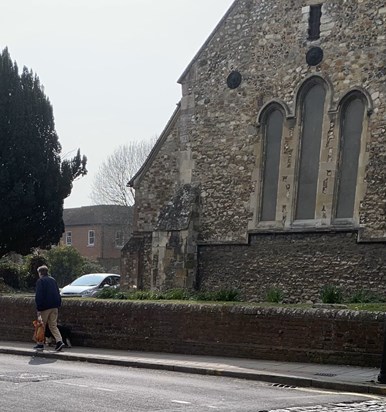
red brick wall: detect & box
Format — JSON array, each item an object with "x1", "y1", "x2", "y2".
[
  {"x1": 61, "y1": 225, "x2": 102, "y2": 259},
  {"x1": 1, "y1": 296, "x2": 384, "y2": 367},
  {"x1": 61, "y1": 225, "x2": 124, "y2": 261},
  {"x1": 101, "y1": 225, "x2": 124, "y2": 259}
]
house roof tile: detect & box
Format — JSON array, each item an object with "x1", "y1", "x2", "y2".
[{"x1": 63, "y1": 205, "x2": 132, "y2": 226}]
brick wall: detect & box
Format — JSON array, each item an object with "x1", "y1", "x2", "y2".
[
  {"x1": 62, "y1": 224, "x2": 127, "y2": 260},
  {"x1": 62, "y1": 225, "x2": 102, "y2": 259},
  {"x1": 1, "y1": 296, "x2": 384, "y2": 367}
]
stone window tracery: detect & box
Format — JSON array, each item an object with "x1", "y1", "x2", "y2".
[{"x1": 256, "y1": 79, "x2": 369, "y2": 231}]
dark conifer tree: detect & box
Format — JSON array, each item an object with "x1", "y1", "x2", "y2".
[{"x1": 0, "y1": 48, "x2": 87, "y2": 257}]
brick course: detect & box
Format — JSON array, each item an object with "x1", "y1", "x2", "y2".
[{"x1": 1, "y1": 296, "x2": 384, "y2": 367}]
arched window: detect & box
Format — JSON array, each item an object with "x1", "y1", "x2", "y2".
[
  {"x1": 295, "y1": 82, "x2": 326, "y2": 220},
  {"x1": 335, "y1": 95, "x2": 365, "y2": 220},
  {"x1": 260, "y1": 108, "x2": 284, "y2": 221}
]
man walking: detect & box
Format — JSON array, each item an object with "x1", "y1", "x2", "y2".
[{"x1": 34, "y1": 265, "x2": 65, "y2": 352}]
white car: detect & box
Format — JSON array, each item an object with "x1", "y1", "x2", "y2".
[{"x1": 60, "y1": 273, "x2": 120, "y2": 298}]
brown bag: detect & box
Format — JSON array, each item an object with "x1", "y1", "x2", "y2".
[{"x1": 32, "y1": 320, "x2": 45, "y2": 343}]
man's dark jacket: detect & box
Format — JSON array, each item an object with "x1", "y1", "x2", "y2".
[{"x1": 35, "y1": 275, "x2": 62, "y2": 311}]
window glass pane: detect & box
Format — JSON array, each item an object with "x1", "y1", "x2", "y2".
[
  {"x1": 335, "y1": 98, "x2": 364, "y2": 219},
  {"x1": 261, "y1": 109, "x2": 283, "y2": 221},
  {"x1": 295, "y1": 83, "x2": 326, "y2": 220},
  {"x1": 88, "y1": 230, "x2": 95, "y2": 245},
  {"x1": 115, "y1": 231, "x2": 124, "y2": 247}
]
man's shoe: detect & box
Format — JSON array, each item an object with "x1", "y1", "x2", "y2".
[
  {"x1": 33, "y1": 344, "x2": 44, "y2": 351},
  {"x1": 55, "y1": 341, "x2": 65, "y2": 352}
]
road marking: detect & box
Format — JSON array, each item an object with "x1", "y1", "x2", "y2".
[
  {"x1": 295, "y1": 387, "x2": 381, "y2": 399},
  {"x1": 171, "y1": 400, "x2": 191, "y2": 405},
  {"x1": 60, "y1": 382, "x2": 89, "y2": 388},
  {"x1": 96, "y1": 387, "x2": 117, "y2": 392},
  {"x1": 58, "y1": 382, "x2": 116, "y2": 392}
]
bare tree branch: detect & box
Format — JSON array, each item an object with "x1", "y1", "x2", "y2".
[{"x1": 90, "y1": 139, "x2": 155, "y2": 206}]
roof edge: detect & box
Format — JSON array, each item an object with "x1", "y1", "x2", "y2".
[
  {"x1": 128, "y1": 103, "x2": 181, "y2": 188},
  {"x1": 177, "y1": 0, "x2": 238, "y2": 84}
]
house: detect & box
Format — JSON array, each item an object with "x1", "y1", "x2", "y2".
[
  {"x1": 122, "y1": 0, "x2": 386, "y2": 302},
  {"x1": 62, "y1": 205, "x2": 132, "y2": 272}
]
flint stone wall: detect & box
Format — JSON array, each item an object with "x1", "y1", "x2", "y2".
[
  {"x1": 0, "y1": 296, "x2": 384, "y2": 367},
  {"x1": 133, "y1": 0, "x2": 386, "y2": 242},
  {"x1": 123, "y1": 0, "x2": 386, "y2": 296},
  {"x1": 198, "y1": 231, "x2": 386, "y2": 303}
]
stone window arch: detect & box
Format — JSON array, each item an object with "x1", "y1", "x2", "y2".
[
  {"x1": 259, "y1": 103, "x2": 285, "y2": 222},
  {"x1": 295, "y1": 78, "x2": 327, "y2": 221},
  {"x1": 334, "y1": 92, "x2": 367, "y2": 222}
]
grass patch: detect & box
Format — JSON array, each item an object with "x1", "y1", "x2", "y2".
[
  {"x1": 96, "y1": 288, "x2": 240, "y2": 302},
  {"x1": 348, "y1": 289, "x2": 385, "y2": 304},
  {"x1": 347, "y1": 303, "x2": 386, "y2": 312},
  {"x1": 5, "y1": 289, "x2": 386, "y2": 312},
  {"x1": 266, "y1": 287, "x2": 283, "y2": 303},
  {"x1": 320, "y1": 285, "x2": 343, "y2": 304}
]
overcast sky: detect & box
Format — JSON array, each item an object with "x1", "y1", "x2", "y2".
[{"x1": 1, "y1": 0, "x2": 234, "y2": 208}]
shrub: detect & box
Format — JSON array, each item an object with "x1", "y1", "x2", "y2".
[
  {"x1": 96, "y1": 288, "x2": 240, "y2": 302},
  {"x1": 113, "y1": 291, "x2": 129, "y2": 300},
  {"x1": 81, "y1": 259, "x2": 105, "y2": 275},
  {"x1": 162, "y1": 289, "x2": 190, "y2": 300},
  {"x1": 192, "y1": 289, "x2": 240, "y2": 302},
  {"x1": 109, "y1": 266, "x2": 120, "y2": 274},
  {"x1": 320, "y1": 285, "x2": 343, "y2": 304},
  {"x1": 212, "y1": 289, "x2": 240, "y2": 301},
  {"x1": 96, "y1": 287, "x2": 124, "y2": 299},
  {"x1": 46, "y1": 246, "x2": 84, "y2": 287},
  {"x1": 266, "y1": 287, "x2": 283, "y2": 303},
  {"x1": 0, "y1": 261, "x2": 25, "y2": 289},
  {"x1": 126, "y1": 290, "x2": 160, "y2": 300},
  {"x1": 23, "y1": 253, "x2": 47, "y2": 289}
]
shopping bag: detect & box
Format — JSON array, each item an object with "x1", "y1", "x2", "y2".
[{"x1": 32, "y1": 320, "x2": 45, "y2": 343}]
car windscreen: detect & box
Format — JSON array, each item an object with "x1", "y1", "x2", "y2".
[{"x1": 71, "y1": 275, "x2": 105, "y2": 287}]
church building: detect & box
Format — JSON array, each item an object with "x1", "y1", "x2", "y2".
[{"x1": 122, "y1": 0, "x2": 386, "y2": 302}]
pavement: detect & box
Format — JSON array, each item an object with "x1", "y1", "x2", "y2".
[{"x1": 1, "y1": 340, "x2": 386, "y2": 397}]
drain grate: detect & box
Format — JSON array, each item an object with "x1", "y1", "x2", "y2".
[
  {"x1": 270, "y1": 383, "x2": 297, "y2": 389},
  {"x1": 0, "y1": 372, "x2": 70, "y2": 383},
  {"x1": 314, "y1": 372, "x2": 337, "y2": 377}
]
